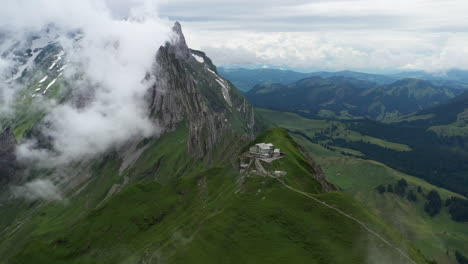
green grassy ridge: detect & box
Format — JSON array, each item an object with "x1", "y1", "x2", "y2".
[
  {"x1": 122, "y1": 122, "x2": 198, "y2": 184},
  {"x1": 246, "y1": 128, "x2": 323, "y2": 193},
  {"x1": 4, "y1": 128, "x2": 426, "y2": 263},
  {"x1": 256, "y1": 109, "x2": 467, "y2": 263},
  {"x1": 292, "y1": 135, "x2": 468, "y2": 264},
  {"x1": 428, "y1": 124, "x2": 468, "y2": 137},
  {"x1": 11, "y1": 169, "x2": 386, "y2": 264}
]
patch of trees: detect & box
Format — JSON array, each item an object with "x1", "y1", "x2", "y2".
[
  {"x1": 445, "y1": 197, "x2": 468, "y2": 222},
  {"x1": 387, "y1": 184, "x2": 393, "y2": 193},
  {"x1": 293, "y1": 117, "x2": 468, "y2": 196},
  {"x1": 375, "y1": 182, "x2": 466, "y2": 220},
  {"x1": 407, "y1": 190, "x2": 417, "y2": 202},
  {"x1": 376, "y1": 179, "x2": 406, "y2": 195},
  {"x1": 395, "y1": 179, "x2": 408, "y2": 197},
  {"x1": 340, "y1": 120, "x2": 468, "y2": 197},
  {"x1": 376, "y1": 184, "x2": 386, "y2": 194},
  {"x1": 424, "y1": 190, "x2": 442, "y2": 217},
  {"x1": 456, "y1": 251, "x2": 468, "y2": 264},
  {"x1": 376, "y1": 179, "x2": 418, "y2": 202}
]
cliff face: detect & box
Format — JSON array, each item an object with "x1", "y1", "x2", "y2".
[
  {"x1": 0, "y1": 128, "x2": 18, "y2": 185},
  {"x1": 147, "y1": 23, "x2": 257, "y2": 159}
]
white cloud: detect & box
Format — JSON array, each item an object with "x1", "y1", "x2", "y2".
[
  {"x1": 11, "y1": 179, "x2": 62, "y2": 201},
  {"x1": 0, "y1": 57, "x2": 16, "y2": 116},
  {"x1": 158, "y1": 0, "x2": 468, "y2": 72},
  {"x1": 0, "y1": 1, "x2": 172, "y2": 166}
]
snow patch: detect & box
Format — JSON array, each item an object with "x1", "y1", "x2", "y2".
[
  {"x1": 192, "y1": 53, "x2": 204, "y2": 63},
  {"x1": 205, "y1": 67, "x2": 232, "y2": 106},
  {"x1": 215, "y1": 78, "x2": 232, "y2": 107},
  {"x1": 48, "y1": 50, "x2": 64, "y2": 70},
  {"x1": 57, "y1": 64, "x2": 67, "y2": 72},
  {"x1": 206, "y1": 68, "x2": 217, "y2": 76},
  {"x1": 39, "y1": 75, "x2": 48, "y2": 83},
  {"x1": 43, "y1": 78, "x2": 57, "y2": 94}
]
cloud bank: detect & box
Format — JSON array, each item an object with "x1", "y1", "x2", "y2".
[
  {"x1": 0, "y1": 0, "x2": 172, "y2": 166},
  {"x1": 157, "y1": 0, "x2": 468, "y2": 72}
]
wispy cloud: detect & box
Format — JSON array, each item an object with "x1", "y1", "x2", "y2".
[{"x1": 11, "y1": 179, "x2": 62, "y2": 201}]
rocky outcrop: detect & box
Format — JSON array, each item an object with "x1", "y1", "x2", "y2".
[
  {"x1": 147, "y1": 22, "x2": 257, "y2": 159},
  {"x1": 0, "y1": 128, "x2": 18, "y2": 185},
  {"x1": 167, "y1": 22, "x2": 191, "y2": 61},
  {"x1": 300, "y1": 145, "x2": 337, "y2": 192}
]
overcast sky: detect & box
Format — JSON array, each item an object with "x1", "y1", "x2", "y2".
[
  {"x1": 140, "y1": 0, "x2": 468, "y2": 73},
  {"x1": 5, "y1": 0, "x2": 468, "y2": 73}
]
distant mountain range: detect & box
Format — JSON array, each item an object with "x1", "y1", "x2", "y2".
[
  {"x1": 219, "y1": 67, "x2": 468, "y2": 91},
  {"x1": 245, "y1": 76, "x2": 462, "y2": 121}
]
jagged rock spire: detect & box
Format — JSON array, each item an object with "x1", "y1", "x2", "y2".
[{"x1": 167, "y1": 21, "x2": 191, "y2": 61}]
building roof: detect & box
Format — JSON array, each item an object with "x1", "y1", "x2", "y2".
[{"x1": 256, "y1": 143, "x2": 274, "y2": 150}]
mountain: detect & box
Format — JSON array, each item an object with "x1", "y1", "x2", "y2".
[
  {"x1": 247, "y1": 75, "x2": 468, "y2": 197},
  {"x1": 220, "y1": 67, "x2": 468, "y2": 92},
  {"x1": 245, "y1": 76, "x2": 460, "y2": 121},
  {"x1": 218, "y1": 68, "x2": 314, "y2": 91},
  {"x1": 3, "y1": 128, "x2": 427, "y2": 264},
  {"x1": 254, "y1": 88, "x2": 468, "y2": 195},
  {"x1": 0, "y1": 22, "x2": 259, "y2": 187},
  {"x1": 219, "y1": 68, "x2": 397, "y2": 91},
  {"x1": 0, "y1": 23, "x2": 430, "y2": 264},
  {"x1": 392, "y1": 70, "x2": 468, "y2": 90},
  {"x1": 394, "y1": 91, "x2": 468, "y2": 127},
  {"x1": 310, "y1": 70, "x2": 397, "y2": 85},
  {"x1": 393, "y1": 69, "x2": 468, "y2": 83}
]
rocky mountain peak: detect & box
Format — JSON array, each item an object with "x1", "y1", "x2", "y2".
[
  {"x1": 148, "y1": 22, "x2": 257, "y2": 160},
  {"x1": 167, "y1": 21, "x2": 191, "y2": 61}
]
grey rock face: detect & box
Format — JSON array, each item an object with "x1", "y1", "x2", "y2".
[
  {"x1": 147, "y1": 22, "x2": 257, "y2": 159},
  {"x1": 300, "y1": 144, "x2": 337, "y2": 192},
  {"x1": 167, "y1": 22, "x2": 191, "y2": 61}
]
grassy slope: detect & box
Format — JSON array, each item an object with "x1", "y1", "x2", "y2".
[
  {"x1": 299, "y1": 139, "x2": 468, "y2": 264},
  {"x1": 257, "y1": 109, "x2": 468, "y2": 264},
  {"x1": 257, "y1": 108, "x2": 411, "y2": 152},
  {"x1": 0, "y1": 123, "x2": 196, "y2": 260},
  {"x1": 3, "y1": 128, "x2": 426, "y2": 264},
  {"x1": 428, "y1": 124, "x2": 468, "y2": 137}
]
